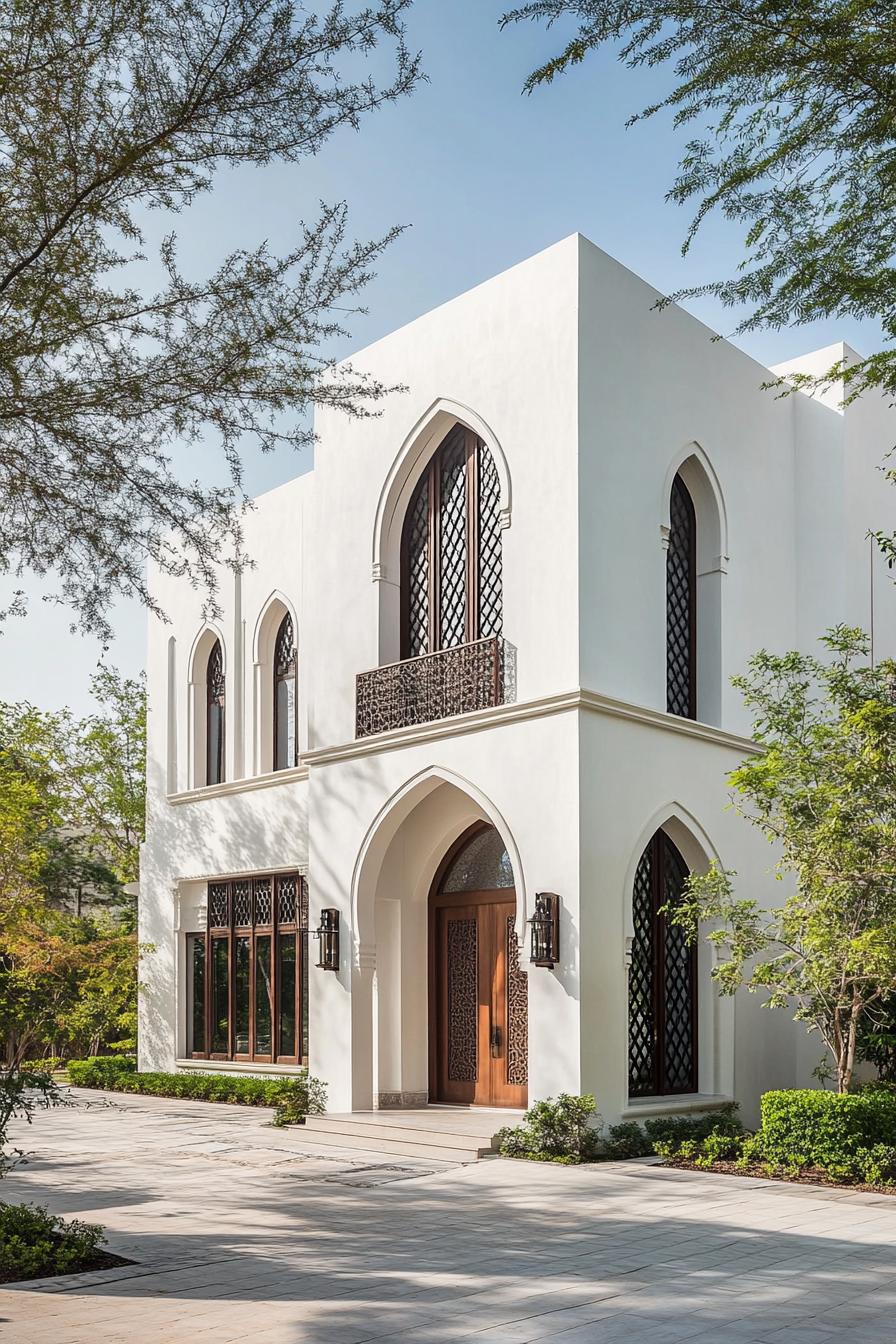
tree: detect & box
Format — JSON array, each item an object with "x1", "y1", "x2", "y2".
[
  {"x1": 670, "y1": 627, "x2": 896, "y2": 1093},
  {"x1": 0, "y1": 673, "x2": 145, "y2": 1065},
  {"x1": 0, "y1": 1, "x2": 421, "y2": 638},
  {"x1": 501, "y1": 2, "x2": 896, "y2": 404}
]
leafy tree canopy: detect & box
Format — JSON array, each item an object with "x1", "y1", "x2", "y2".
[
  {"x1": 0, "y1": 0, "x2": 421, "y2": 638},
  {"x1": 502, "y1": 1, "x2": 896, "y2": 399},
  {"x1": 670, "y1": 627, "x2": 896, "y2": 1093}
]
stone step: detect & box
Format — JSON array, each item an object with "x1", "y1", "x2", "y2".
[
  {"x1": 301, "y1": 1109, "x2": 520, "y2": 1162},
  {"x1": 300, "y1": 1122, "x2": 489, "y2": 1163}
]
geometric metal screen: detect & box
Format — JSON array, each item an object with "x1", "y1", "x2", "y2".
[
  {"x1": 478, "y1": 440, "x2": 503, "y2": 639},
  {"x1": 666, "y1": 473, "x2": 696, "y2": 719},
  {"x1": 628, "y1": 829, "x2": 697, "y2": 1097},
  {"x1": 400, "y1": 422, "x2": 503, "y2": 658}
]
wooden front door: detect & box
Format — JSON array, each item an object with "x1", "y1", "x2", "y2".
[{"x1": 430, "y1": 890, "x2": 528, "y2": 1108}]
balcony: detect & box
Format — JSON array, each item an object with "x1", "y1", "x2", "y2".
[{"x1": 356, "y1": 637, "x2": 508, "y2": 738}]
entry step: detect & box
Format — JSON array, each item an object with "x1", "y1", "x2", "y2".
[{"x1": 302, "y1": 1107, "x2": 525, "y2": 1162}]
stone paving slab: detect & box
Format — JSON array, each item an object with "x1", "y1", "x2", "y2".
[{"x1": 1, "y1": 1089, "x2": 896, "y2": 1342}]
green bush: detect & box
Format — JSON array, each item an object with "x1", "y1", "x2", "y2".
[
  {"x1": 67, "y1": 1055, "x2": 136, "y2": 1086},
  {"x1": 644, "y1": 1104, "x2": 742, "y2": 1150},
  {"x1": 66, "y1": 1057, "x2": 326, "y2": 1124},
  {"x1": 601, "y1": 1121, "x2": 654, "y2": 1159},
  {"x1": 496, "y1": 1094, "x2": 602, "y2": 1163},
  {"x1": 0, "y1": 1202, "x2": 106, "y2": 1282},
  {"x1": 20, "y1": 1057, "x2": 66, "y2": 1074},
  {"x1": 760, "y1": 1089, "x2": 896, "y2": 1168}
]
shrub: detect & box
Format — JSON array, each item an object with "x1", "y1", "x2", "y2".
[
  {"x1": 66, "y1": 1057, "x2": 326, "y2": 1124},
  {"x1": 601, "y1": 1121, "x2": 654, "y2": 1159},
  {"x1": 496, "y1": 1094, "x2": 602, "y2": 1163},
  {"x1": 644, "y1": 1104, "x2": 742, "y2": 1150},
  {"x1": 760, "y1": 1089, "x2": 896, "y2": 1169},
  {"x1": 0, "y1": 1202, "x2": 106, "y2": 1283},
  {"x1": 67, "y1": 1056, "x2": 136, "y2": 1087},
  {"x1": 20, "y1": 1057, "x2": 65, "y2": 1074}
]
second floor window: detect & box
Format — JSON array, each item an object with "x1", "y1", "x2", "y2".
[
  {"x1": 273, "y1": 612, "x2": 297, "y2": 770},
  {"x1": 206, "y1": 639, "x2": 225, "y2": 785},
  {"x1": 666, "y1": 473, "x2": 696, "y2": 719},
  {"x1": 401, "y1": 423, "x2": 503, "y2": 658}
]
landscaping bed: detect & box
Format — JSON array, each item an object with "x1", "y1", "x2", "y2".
[
  {"x1": 660, "y1": 1154, "x2": 896, "y2": 1195},
  {"x1": 0, "y1": 1202, "x2": 133, "y2": 1285},
  {"x1": 66, "y1": 1055, "x2": 327, "y2": 1126}
]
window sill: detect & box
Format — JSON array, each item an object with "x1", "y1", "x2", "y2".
[
  {"x1": 622, "y1": 1093, "x2": 735, "y2": 1119},
  {"x1": 176, "y1": 1058, "x2": 307, "y2": 1077},
  {"x1": 167, "y1": 764, "x2": 309, "y2": 804}
]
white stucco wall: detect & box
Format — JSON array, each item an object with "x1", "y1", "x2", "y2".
[{"x1": 140, "y1": 232, "x2": 896, "y2": 1123}]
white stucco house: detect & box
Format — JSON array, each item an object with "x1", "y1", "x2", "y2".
[{"x1": 139, "y1": 233, "x2": 896, "y2": 1135}]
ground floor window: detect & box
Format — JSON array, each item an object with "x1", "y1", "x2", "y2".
[
  {"x1": 628, "y1": 829, "x2": 697, "y2": 1097},
  {"x1": 187, "y1": 871, "x2": 308, "y2": 1064}
]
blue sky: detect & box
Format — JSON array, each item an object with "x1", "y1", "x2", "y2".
[{"x1": 0, "y1": 0, "x2": 883, "y2": 714}]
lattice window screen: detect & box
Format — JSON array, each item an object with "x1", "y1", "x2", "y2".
[
  {"x1": 438, "y1": 430, "x2": 468, "y2": 649},
  {"x1": 477, "y1": 445, "x2": 503, "y2": 639},
  {"x1": 405, "y1": 473, "x2": 430, "y2": 658},
  {"x1": 666, "y1": 474, "x2": 696, "y2": 718}
]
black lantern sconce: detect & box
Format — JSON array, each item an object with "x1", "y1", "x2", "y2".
[
  {"x1": 528, "y1": 892, "x2": 560, "y2": 968},
  {"x1": 314, "y1": 908, "x2": 340, "y2": 971}
]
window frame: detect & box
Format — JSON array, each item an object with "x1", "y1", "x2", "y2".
[
  {"x1": 272, "y1": 612, "x2": 298, "y2": 771},
  {"x1": 187, "y1": 871, "x2": 308, "y2": 1066},
  {"x1": 628, "y1": 830, "x2": 698, "y2": 1098},
  {"x1": 399, "y1": 424, "x2": 502, "y2": 659},
  {"x1": 206, "y1": 639, "x2": 226, "y2": 785},
  {"x1": 666, "y1": 473, "x2": 697, "y2": 720}
]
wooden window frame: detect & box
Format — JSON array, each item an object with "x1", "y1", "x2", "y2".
[
  {"x1": 188, "y1": 872, "x2": 308, "y2": 1066},
  {"x1": 400, "y1": 425, "x2": 493, "y2": 659}
]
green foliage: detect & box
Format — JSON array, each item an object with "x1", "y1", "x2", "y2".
[
  {"x1": 601, "y1": 1121, "x2": 654, "y2": 1159},
  {"x1": 496, "y1": 1094, "x2": 603, "y2": 1163},
  {"x1": 67, "y1": 1058, "x2": 327, "y2": 1126},
  {"x1": 0, "y1": 679, "x2": 146, "y2": 1068},
  {"x1": 502, "y1": 2, "x2": 896, "y2": 415},
  {"x1": 0, "y1": 0, "x2": 422, "y2": 638},
  {"x1": 657, "y1": 1089, "x2": 896, "y2": 1185},
  {"x1": 0, "y1": 1202, "x2": 106, "y2": 1282},
  {"x1": 760, "y1": 1088, "x2": 896, "y2": 1166},
  {"x1": 663, "y1": 628, "x2": 896, "y2": 1092},
  {"x1": 643, "y1": 1105, "x2": 743, "y2": 1150},
  {"x1": 857, "y1": 994, "x2": 896, "y2": 1082}
]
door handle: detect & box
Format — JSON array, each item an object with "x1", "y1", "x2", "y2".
[{"x1": 490, "y1": 1023, "x2": 501, "y2": 1058}]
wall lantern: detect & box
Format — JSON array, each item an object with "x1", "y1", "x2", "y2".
[
  {"x1": 528, "y1": 892, "x2": 560, "y2": 968},
  {"x1": 314, "y1": 908, "x2": 340, "y2": 971}
]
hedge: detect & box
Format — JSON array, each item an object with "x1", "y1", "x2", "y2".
[
  {"x1": 0, "y1": 1202, "x2": 109, "y2": 1284},
  {"x1": 66, "y1": 1056, "x2": 326, "y2": 1126},
  {"x1": 760, "y1": 1088, "x2": 896, "y2": 1167}
]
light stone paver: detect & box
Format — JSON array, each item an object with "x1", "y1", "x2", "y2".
[{"x1": 2, "y1": 1089, "x2": 896, "y2": 1342}]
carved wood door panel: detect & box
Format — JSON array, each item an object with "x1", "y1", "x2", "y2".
[{"x1": 431, "y1": 892, "x2": 528, "y2": 1108}]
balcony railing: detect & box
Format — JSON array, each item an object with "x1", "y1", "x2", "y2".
[{"x1": 356, "y1": 637, "x2": 507, "y2": 738}]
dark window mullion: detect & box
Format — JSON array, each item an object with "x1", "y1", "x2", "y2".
[
  {"x1": 466, "y1": 431, "x2": 479, "y2": 644},
  {"x1": 430, "y1": 454, "x2": 440, "y2": 652}
]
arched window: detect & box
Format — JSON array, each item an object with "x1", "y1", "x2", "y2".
[
  {"x1": 628, "y1": 828, "x2": 697, "y2": 1097},
  {"x1": 273, "y1": 612, "x2": 297, "y2": 771},
  {"x1": 206, "y1": 639, "x2": 225, "y2": 785},
  {"x1": 401, "y1": 424, "x2": 503, "y2": 658},
  {"x1": 666, "y1": 473, "x2": 696, "y2": 719}
]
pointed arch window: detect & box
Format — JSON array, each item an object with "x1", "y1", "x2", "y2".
[
  {"x1": 273, "y1": 612, "x2": 297, "y2": 771},
  {"x1": 628, "y1": 829, "x2": 697, "y2": 1097},
  {"x1": 206, "y1": 639, "x2": 225, "y2": 785},
  {"x1": 666, "y1": 473, "x2": 696, "y2": 719},
  {"x1": 401, "y1": 424, "x2": 503, "y2": 658}
]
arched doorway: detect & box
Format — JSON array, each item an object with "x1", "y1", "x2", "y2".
[{"x1": 428, "y1": 824, "x2": 528, "y2": 1107}]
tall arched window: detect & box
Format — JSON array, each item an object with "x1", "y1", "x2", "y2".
[
  {"x1": 206, "y1": 639, "x2": 225, "y2": 785},
  {"x1": 628, "y1": 828, "x2": 697, "y2": 1097},
  {"x1": 401, "y1": 423, "x2": 503, "y2": 658},
  {"x1": 273, "y1": 612, "x2": 297, "y2": 771},
  {"x1": 666, "y1": 473, "x2": 697, "y2": 719}
]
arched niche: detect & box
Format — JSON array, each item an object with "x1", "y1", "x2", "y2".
[{"x1": 187, "y1": 624, "x2": 226, "y2": 788}]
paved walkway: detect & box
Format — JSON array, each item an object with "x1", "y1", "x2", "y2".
[{"x1": 3, "y1": 1089, "x2": 896, "y2": 1343}]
